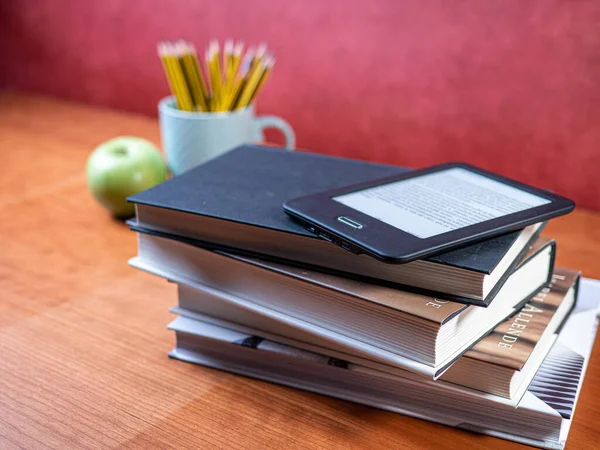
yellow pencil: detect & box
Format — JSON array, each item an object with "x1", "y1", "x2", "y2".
[
  {"x1": 158, "y1": 42, "x2": 194, "y2": 111},
  {"x1": 235, "y1": 58, "x2": 266, "y2": 109},
  {"x1": 207, "y1": 40, "x2": 224, "y2": 110},
  {"x1": 233, "y1": 42, "x2": 267, "y2": 109},
  {"x1": 204, "y1": 44, "x2": 214, "y2": 111},
  {"x1": 221, "y1": 41, "x2": 245, "y2": 110},
  {"x1": 158, "y1": 42, "x2": 179, "y2": 102},
  {"x1": 167, "y1": 42, "x2": 195, "y2": 112},
  {"x1": 248, "y1": 55, "x2": 275, "y2": 105},
  {"x1": 177, "y1": 41, "x2": 208, "y2": 111},
  {"x1": 226, "y1": 46, "x2": 255, "y2": 110},
  {"x1": 186, "y1": 42, "x2": 210, "y2": 110},
  {"x1": 220, "y1": 39, "x2": 235, "y2": 108},
  {"x1": 223, "y1": 39, "x2": 233, "y2": 82},
  {"x1": 251, "y1": 42, "x2": 267, "y2": 71},
  {"x1": 169, "y1": 43, "x2": 195, "y2": 112},
  {"x1": 230, "y1": 41, "x2": 244, "y2": 81},
  {"x1": 159, "y1": 39, "x2": 275, "y2": 112}
]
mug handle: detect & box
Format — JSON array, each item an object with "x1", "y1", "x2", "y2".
[{"x1": 255, "y1": 115, "x2": 296, "y2": 149}]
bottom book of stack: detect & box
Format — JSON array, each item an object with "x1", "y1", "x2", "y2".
[{"x1": 168, "y1": 278, "x2": 600, "y2": 450}]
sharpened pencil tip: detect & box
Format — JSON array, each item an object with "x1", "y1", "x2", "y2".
[
  {"x1": 234, "y1": 41, "x2": 244, "y2": 55},
  {"x1": 256, "y1": 42, "x2": 268, "y2": 58}
]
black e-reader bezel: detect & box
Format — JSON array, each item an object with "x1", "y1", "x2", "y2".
[{"x1": 283, "y1": 162, "x2": 575, "y2": 264}]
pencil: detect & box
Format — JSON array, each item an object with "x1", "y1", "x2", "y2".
[
  {"x1": 248, "y1": 55, "x2": 275, "y2": 105},
  {"x1": 220, "y1": 41, "x2": 244, "y2": 110},
  {"x1": 226, "y1": 46, "x2": 256, "y2": 110},
  {"x1": 207, "y1": 40, "x2": 223, "y2": 110},
  {"x1": 251, "y1": 42, "x2": 268, "y2": 72},
  {"x1": 171, "y1": 48, "x2": 195, "y2": 112},
  {"x1": 158, "y1": 42, "x2": 179, "y2": 103},
  {"x1": 219, "y1": 39, "x2": 235, "y2": 110},
  {"x1": 230, "y1": 41, "x2": 244, "y2": 81},
  {"x1": 177, "y1": 41, "x2": 208, "y2": 111},
  {"x1": 186, "y1": 42, "x2": 210, "y2": 110},
  {"x1": 158, "y1": 39, "x2": 275, "y2": 112},
  {"x1": 158, "y1": 42, "x2": 194, "y2": 111},
  {"x1": 235, "y1": 57, "x2": 266, "y2": 109},
  {"x1": 233, "y1": 42, "x2": 267, "y2": 109},
  {"x1": 223, "y1": 39, "x2": 233, "y2": 82},
  {"x1": 166, "y1": 42, "x2": 195, "y2": 112}
]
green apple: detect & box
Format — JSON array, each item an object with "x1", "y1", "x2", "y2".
[{"x1": 86, "y1": 136, "x2": 168, "y2": 219}]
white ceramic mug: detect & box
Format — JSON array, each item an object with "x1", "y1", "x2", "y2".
[{"x1": 158, "y1": 96, "x2": 296, "y2": 175}]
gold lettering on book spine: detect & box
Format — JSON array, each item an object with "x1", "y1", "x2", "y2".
[
  {"x1": 496, "y1": 274, "x2": 561, "y2": 349},
  {"x1": 425, "y1": 299, "x2": 449, "y2": 309}
]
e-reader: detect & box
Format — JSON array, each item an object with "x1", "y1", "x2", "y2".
[{"x1": 283, "y1": 162, "x2": 575, "y2": 264}]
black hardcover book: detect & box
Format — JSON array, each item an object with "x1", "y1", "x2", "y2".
[{"x1": 129, "y1": 145, "x2": 548, "y2": 306}]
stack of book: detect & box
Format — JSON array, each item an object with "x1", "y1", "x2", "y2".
[{"x1": 128, "y1": 145, "x2": 600, "y2": 449}]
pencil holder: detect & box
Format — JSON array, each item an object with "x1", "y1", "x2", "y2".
[{"x1": 158, "y1": 97, "x2": 295, "y2": 175}]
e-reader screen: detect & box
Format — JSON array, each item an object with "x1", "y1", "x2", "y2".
[{"x1": 333, "y1": 167, "x2": 551, "y2": 239}]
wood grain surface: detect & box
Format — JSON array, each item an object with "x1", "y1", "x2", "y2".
[{"x1": 1, "y1": 92, "x2": 598, "y2": 449}]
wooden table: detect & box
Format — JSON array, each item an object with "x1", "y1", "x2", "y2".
[{"x1": 1, "y1": 92, "x2": 599, "y2": 449}]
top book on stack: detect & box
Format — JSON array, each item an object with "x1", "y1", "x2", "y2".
[{"x1": 129, "y1": 145, "x2": 546, "y2": 306}]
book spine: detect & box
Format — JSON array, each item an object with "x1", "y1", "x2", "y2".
[{"x1": 554, "y1": 273, "x2": 580, "y2": 335}]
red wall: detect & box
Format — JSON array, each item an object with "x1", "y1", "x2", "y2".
[{"x1": 2, "y1": 0, "x2": 599, "y2": 209}]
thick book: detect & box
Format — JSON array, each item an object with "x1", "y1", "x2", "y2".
[
  {"x1": 440, "y1": 268, "x2": 580, "y2": 398},
  {"x1": 129, "y1": 145, "x2": 544, "y2": 305},
  {"x1": 167, "y1": 277, "x2": 600, "y2": 450},
  {"x1": 129, "y1": 235, "x2": 555, "y2": 377},
  {"x1": 169, "y1": 266, "x2": 576, "y2": 401}
]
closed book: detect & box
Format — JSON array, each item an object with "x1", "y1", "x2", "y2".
[
  {"x1": 440, "y1": 267, "x2": 580, "y2": 398},
  {"x1": 129, "y1": 145, "x2": 544, "y2": 305},
  {"x1": 166, "y1": 277, "x2": 600, "y2": 450},
  {"x1": 129, "y1": 235, "x2": 555, "y2": 377}
]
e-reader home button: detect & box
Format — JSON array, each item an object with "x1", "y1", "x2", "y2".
[{"x1": 337, "y1": 216, "x2": 363, "y2": 229}]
